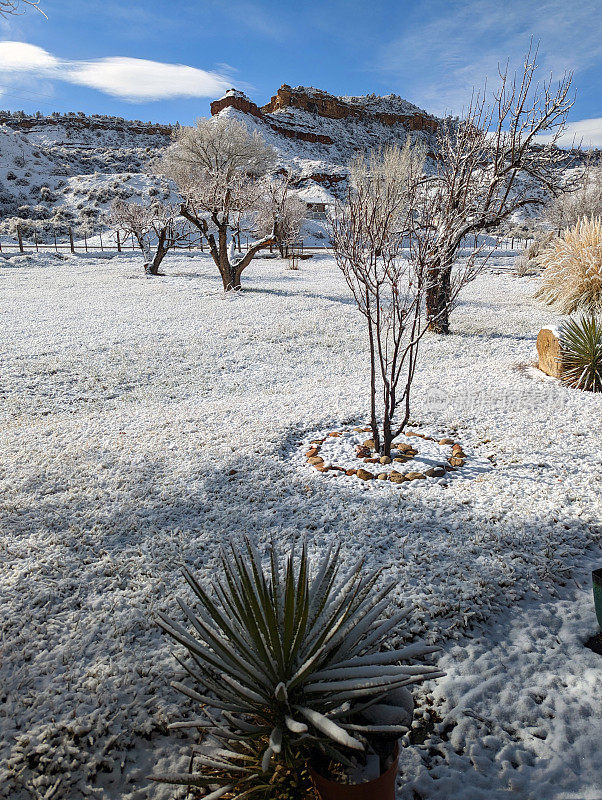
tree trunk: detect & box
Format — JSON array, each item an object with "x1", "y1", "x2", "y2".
[
  {"x1": 147, "y1": 230, "x2": 168, "y2": 275},
  {"x1": 426, "y1": 263, "x2": 451, "y2": 335}
]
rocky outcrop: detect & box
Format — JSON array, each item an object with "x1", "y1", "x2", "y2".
[
  {"x1": 211, "y1": 89, "x2": 334, "y2": 144},
  {"x1": 0, "y1": 110, "x2": 173, "y2": 137},
  {"x1": 210, "y1": 90, "x2": 263, "y2": 120},
  {"x1": 260, "y1": 85, "x2": 438, "y2": 132}
]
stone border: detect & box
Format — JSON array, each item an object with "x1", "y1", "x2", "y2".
[{"x1": 305, "y1": 426, "x2": 468, "y2": 484}]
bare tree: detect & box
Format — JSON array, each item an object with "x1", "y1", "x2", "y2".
[
  {"x1": 160, "y1": 117, "x2": 277, "y2": 291},
  {"x1": 0, "y1": 0, "x2": 46, "y2": 16},
  {"x1": 330, "y1": 144, "x2": 422, "y2": 456},
  {"x1": 109, "y1": 199, "x2": 188, "y2": 275},
  {"x1": 331, "y1": 142, "x2": 493, "y2": 455},
  {"x1": 545, "y1": 163, "x2": 602, "y2": 232},
  {"x1": 256, "y1": 173, "x2": 306, "y2": 258},
  {"x1": 423, "y1": 46, "x2": 574, "y2": 333}
]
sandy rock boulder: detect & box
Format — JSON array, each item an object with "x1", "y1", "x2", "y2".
[{"x1": 537, "y1": 327, "x2": 564, "y2": 379}]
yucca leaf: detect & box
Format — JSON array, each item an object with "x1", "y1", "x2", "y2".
[
  {"x1": 150, "y1": 774, "x2": 232, "y2": 792},
  {"x1": 171, "y1": 681, "x2": 255, "y2": 713},
  {"x1": 295, "y1": 706, "x2": 364, "y2": 751},
  {"x1": 285, "y1": 715, "x2": 308, "y2": 733}
]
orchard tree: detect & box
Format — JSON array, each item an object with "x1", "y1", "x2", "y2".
[
  {"x1": 160, "y1": 117, "x2": 277, "y2": 291},
  {"x1": 256, "y1": 173, "x2": 306, "y2": 258},
  {"x1": 423, "y1": 46, "x2": 574, "y2": 333},
  {"x1": 109, "y1": 199, "x2": 188, "y2": 275}
]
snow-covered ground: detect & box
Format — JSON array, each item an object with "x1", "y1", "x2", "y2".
[{"x1": 0, "y1": 251, "x2": 600, "y2": 799}]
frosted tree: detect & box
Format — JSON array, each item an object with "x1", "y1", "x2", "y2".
[
  {"x1": 331, "y1": 141, "x2": 492, "y2": 455},
  {"x1": 545, "y1": 164, "x2": 602, "y2": 233},
  {"x1": 331, "y1": 144, "x2": 425, "y2": 456},
  {"x1": 423, "y1": 46, "x2": 574, "y2": 333},
  {"x1": 160, "y1": 117, "x2": 277, "y2": 291},
  {"x1": 256, "y1": 174, "x2": 306, "y2": 258},
  {"x1": 109, "y1": 199, "x2": 187, "y2": 276}
]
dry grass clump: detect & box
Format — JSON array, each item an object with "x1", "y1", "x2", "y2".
[{"x1": 535, "y1": 217, "x2": 602, "y2": 314}]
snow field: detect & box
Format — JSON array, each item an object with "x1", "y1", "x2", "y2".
[{"x1": 0, "y1": 251, "x2": 600, "y2": 799}]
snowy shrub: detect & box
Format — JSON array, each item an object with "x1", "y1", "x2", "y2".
[
  {"x1": 0, "y1": 217, "x2": 38, "y2": 239},
  {"x1": 154, "y1": 539, "x2": 441, "y2": 793},
  {"x1": 39, "y1": 186, "x2": 56, "y2": 203},
  {"x1": 536, "y1": 218, "x2": 602, "y2": 314},
  {"x1": 14, "y1": 177, "x2": 29, "y2": 187},
  {"x1": 5, "y1": 171, "x2": 16, "y2": 181},
  {"x1": 546, "y1": 167, "x2": 602, "y2": 232},
  {"x1": 560, "y1": 315, "x2": 602, "y2": 393},
  {"x1": 515, "y1": 232, "x2": 556, "y2": 276}
]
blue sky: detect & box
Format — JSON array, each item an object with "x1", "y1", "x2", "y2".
[{"x1": 1, "y1": 0, "x2": 601, "y2": 145}]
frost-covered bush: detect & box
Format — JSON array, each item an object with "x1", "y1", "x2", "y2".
[
  {"x1": 560, "y1": 315, "x2": 602, "y2": 392},
  {"x1": 546, "y1": 167, "x2": 602, "y2": 232},
  {"x1": 536, "y1": 218, "x2": 602, "y2": 314},
  {"x1": 39, "y1": 186, "x2": 56, "y2": 203},
  {"x1": 155, "y1": 539, "x2": 441, "y2": 794},
  {"x1": 516, "y1": 232, "x2": 556, "y2": 276}
]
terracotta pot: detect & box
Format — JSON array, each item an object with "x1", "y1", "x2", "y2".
[{"x1": 310, "y1": 744, "x2": 399, "y2": 800}]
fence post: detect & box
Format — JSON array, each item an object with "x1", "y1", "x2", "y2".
[
  {"x1": 99, "y1": 231, "x2": 103, "y2": 252},
  {"x1": 17, "y1": 226, "x2": 24, "y2": 253},
  {"x1": 34, "y1": 231, "x2": 39, "y2": 253},
  {"x1": 84, "y1": 233, "x2": 88, "y2": 253},
  {"x1": 69, "y1": 227, "x2": 75, "y2": 253},
  {"x1": 116, "y1": 230, "x2": 121, "y2": 253}
]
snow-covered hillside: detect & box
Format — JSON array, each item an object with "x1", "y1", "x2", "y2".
[
  {"x1": 0, "y1": 87, "x2": 595, "y2": 243},
  {"x1": 0, "y1": 115, "x2": 174, "y2": 241}
]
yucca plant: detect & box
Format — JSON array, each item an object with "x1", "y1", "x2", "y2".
[
  {"x1": 536, "y1": 217, "x2": 602, "y2": 314},
  {"x1": 152, "y1": 735, "x2": 313, "y2": 799},
  {"x1": 560, "y1": 315, "x2": 602, "y2": 393},
  {"x1": 153, "y1": 539, "x2": 442, "y2": 795}
]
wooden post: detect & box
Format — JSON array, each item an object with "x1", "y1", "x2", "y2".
[
  {"x1": 99, "y1": 231, "x2": 103, "y2": 252},
  {"x1": 116, "y1": 230, "x2": 121, "y2": 253},
  {"x1": 17, "y1": 226, "x2": 24, "y2": 253},
  {"x1": 84, "y1": 233, "x2": 88, "y2": 253},
  {"x1": 34, "y1": 231, "x2": 39, "y2": 253},
  {"x1": 54, "y1": 231, "x2": 58, "y2": 252},
  {"x1": 69, "y1": 227, "x2": 75, "y2": 253}
]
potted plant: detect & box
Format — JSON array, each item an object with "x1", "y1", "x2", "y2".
[{"x1": 152, "y1": 539, "x2": 443, "y2": 798}]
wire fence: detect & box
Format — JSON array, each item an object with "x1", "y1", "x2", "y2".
[{"x1": 0, "y1": 226, "x2": 533, "y2": 256}]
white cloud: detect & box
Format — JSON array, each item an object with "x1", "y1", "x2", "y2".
[
  {"x1": 0, "y1": 41, "x2": 231, "y2": 102},
  {"x1": 0, "y1": 41, "x2": 58, "y2": 71},
  {"x1": 65, "y1": 57, "x2": 230, "y2": 101},
  {"x1": 538, "y1": 118, "x2": 602, "y2": 149}
]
